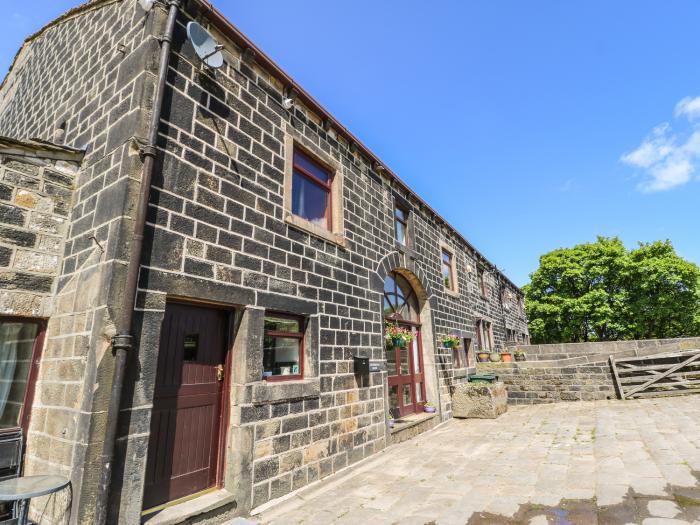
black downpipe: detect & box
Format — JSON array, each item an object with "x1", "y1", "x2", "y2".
[{"x1": 94, "y1": 1, "x2": 181, "y2": 522}]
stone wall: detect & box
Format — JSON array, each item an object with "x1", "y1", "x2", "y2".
[
  {"x1": 0, "y1": 152, "x2": 78, "y2": 317},
  {"x1": 482, "y1": 337, "x2": 700, "y2": 405},
  {"x1": 0, "y1": 2, "x2": 163, "y2": 523},
  {"x1": 514, "y1": 337, "x2": 700, "y2": 361}
]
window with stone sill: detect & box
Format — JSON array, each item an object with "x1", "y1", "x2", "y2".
[
  {"x1": 477, "y1": 268, "x2": 488, "y2": 298},
  {"x1": 394, "y1": 205, "x2": 409, "y2": 247},
  {"x1": 441, "y1": 248, "x2": 456, "y2": 292},
  {"x1": 263, "y1": 313, "x2": 305, "y2": 381},
  {"x1": 291, "y1": 149, "x2": 332, "y2": 230},
  {"x1": 476, "y1": 320, "x2": 493, "y2": 352}
]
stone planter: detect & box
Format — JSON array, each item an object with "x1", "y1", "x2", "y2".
[{"x1": 452, "y1": 381, "x2": 508, "y2": 419}]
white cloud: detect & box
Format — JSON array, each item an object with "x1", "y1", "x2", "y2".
[
  {"x1": 621, "y1": 98, "x2": 700, "y2": 192},
  {"x1": 675, "y1": 96, "x2": 700, "y2": 121}
]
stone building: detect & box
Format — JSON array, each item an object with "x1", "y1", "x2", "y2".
[{"x1": 0, "y1": 0, "x2": 528, "y2": 523}]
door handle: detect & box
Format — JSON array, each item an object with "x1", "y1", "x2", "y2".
[{"x1": 216, "y1": 364, "x2": 225, "y2": 382}]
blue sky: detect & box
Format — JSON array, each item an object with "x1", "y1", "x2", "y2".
[{"x1": 3, "y1": 1, "x2": 699, "y2": 286}]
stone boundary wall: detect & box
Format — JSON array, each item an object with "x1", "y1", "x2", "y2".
[
  {"x1": 483, "y1": 337, "x2": 700, "y2": 404},
  {"x1": 512, "y1": 337, "x2": 700, "y2": 362}
]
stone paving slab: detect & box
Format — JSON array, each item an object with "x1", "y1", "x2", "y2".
[{"x1": 255, "y1": 397, "x2": 700, "y2": 524}]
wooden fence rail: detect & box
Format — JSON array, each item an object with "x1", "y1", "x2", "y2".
[{"x1": 610, "y1": 349, "x2": 700, "y2": 400}]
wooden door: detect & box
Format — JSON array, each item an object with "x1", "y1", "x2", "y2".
[
  {"x1": 387, "y1": 325, "x2": 425, "y2": 417},
  {"x1": 143, "y1": 303, "x2": 229, "y2": 510}
]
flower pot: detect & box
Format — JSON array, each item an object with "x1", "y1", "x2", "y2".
[
  {"x1": 423, "y1": 406, "x2": 436, "y2": 413},
  {"x1": 489, "y1": 352, "x2": 502, "y2": 362},
  {"x1": 477, "y1": 352, "x2": 490, "y2": 363},
  {"x1": 392, "y1": 336, "x2": 406, "y2": 348},
  {"x1": 501, "y1": 352, "x2": 513, "y2": 363},
  {"x1": 514, "y1": 353, "x2": 526, "y2": 362}
]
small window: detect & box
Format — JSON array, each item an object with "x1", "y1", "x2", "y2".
[
  {"x1": 476, "y1": 320, "x2": 493, "y2": 352},
  {"x1": 292, "y1": 150, "x2": 332, "y2": 230},
  {"x1": 263, "y1": 313, "x2": 304, "y2": 380},
  {"x1": 0, "y1": 318, "x2": 44, "y2": 433},
  {"x1": 441, "y1": 249, "x2": 455, "y2": 291},
  {"x1": 394, "y1": 206, "x2": 408, "y2": 246},
  {"x1": 452, "y1": 346, "x2": 465, "y2": 369},
  {"x1": 463, "y1": 338, "x2": 475, "y2": 368},
  {"x1": 477, "y1": 268, "x2": 488, "y2": 298}
]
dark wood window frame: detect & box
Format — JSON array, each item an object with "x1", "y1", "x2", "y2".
[
  {"x1": 441, "y1": 248, "x2": 456, "y2": 292},
  {"x1": 292, "y1": 149, "x2": 333, "y2": 231},
  {"x1": 394, "y1": 205, "x2": 409, "y2": 247},
  {"x1": 263, "y1": 312, "x2": 305, "y2": 382},
  {"x1": 0, "y1": 316, "x2": 46, "y2": 439}
]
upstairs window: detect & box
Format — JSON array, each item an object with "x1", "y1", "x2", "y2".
[
  {"x1": 263, "y1": 313, "x2": 304, "y2": 381},
  {"x1": 478, "y1": 268, "x2": 488, "y2": 298},
  {"x1": 292, "y1": 150, "x2": 332, "y2": 230},
  {"x1": 394, "y1": 206, "x2": 409, "y2": 246},
  {"x1": 441, "y1": 249, "x2": 456, "y2": 291}
]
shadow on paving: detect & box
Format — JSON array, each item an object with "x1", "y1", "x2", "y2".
[{"x1": 465, "y1": 471, "x2": 700, "y2": 525}]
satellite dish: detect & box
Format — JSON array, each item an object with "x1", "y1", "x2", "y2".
[
  {"x1": 187, "y1": 21, "x2": 224, "y2": 69},
  {"x1": 137, "y1": 0, "x2": 154, "y2": 11}
]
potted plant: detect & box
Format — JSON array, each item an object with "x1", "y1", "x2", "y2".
[
  {"x1": 423, "y1": 402, "x2": 436, "y2": 413},
  {"x1": 385, "y1": 322, "x2": 413, "y2": 348},
  {"x1": 441, "y1": 334, "x2": 460, "y2": 349},
  {"x1": 500, "y1": 349, "x2": 513, "y2": 363},
  {"x1": 477, "y1": 349, "x2": 490, "y2": 362},
  {"x1": 489, "y1": 351, "x2": 502, "y2": 362},
  {"x1": 514, "y1": 349, "x2": 526, "y2": 361}
]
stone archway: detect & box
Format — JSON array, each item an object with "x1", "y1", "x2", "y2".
[{"x1": 372, "y1": 253, "x2": 440, "y2": 430}]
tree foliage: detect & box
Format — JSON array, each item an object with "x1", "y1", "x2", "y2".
[{"x1": 523, "y1": 237, "x2": 700, "y2": 344}]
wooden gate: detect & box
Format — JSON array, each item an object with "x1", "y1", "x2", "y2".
[
  {"x1": 143, "y1": 302, "x2": 230, "y2": 511},
  {"x1": 610, "y1": 349, "x2": 700, "y2": 399}
]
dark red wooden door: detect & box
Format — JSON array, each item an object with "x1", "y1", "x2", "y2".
[
  {"x1": 143, "y1": 303, "x2": 229, "y2": 510},
  {"x1": 387, "y1": 324, "x2": 425, "y2": 417}
]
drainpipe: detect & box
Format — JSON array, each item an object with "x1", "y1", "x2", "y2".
[{"x1": 94, "y1": 1, "x2": 180, "y2": 522}]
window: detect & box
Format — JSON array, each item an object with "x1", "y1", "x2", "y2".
[
  {"x1": 263, "y1": 313, "x2": 304, "y2": 381},
  {"x1": 463, "y1": 338, "x2": 475, "y2": 368},
  {"x1": 0, "y1": 318, "x2": 44, "y2": 433},
  {"x1": 394, "y1": 206, "x2": 409, "y2": 246},
  {"x1": 292, "y1": 150, "x2": 332, "y2": 230},
  {"x1": 452, "y1": 346, "x2": 465, "y2": 369},
  {"x1": 441, "y1": 249, "x2": 456, "y2": 291},
  {"x1": 476, "y1": 320, "x2": 493, "y2": 352},
  {"x1": 478, "y1": 268, "x2": 488, "y2": 298}
]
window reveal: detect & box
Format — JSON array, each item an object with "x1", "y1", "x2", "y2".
[
  {"x1": 394, "y1": 206, "x2": 408, "y2": 246},
  {"x1": 441, "y1": 249, "x2": 455, "y2": 290},
  {"x1": 291, "y1": 150, "x2": 332, "y2": 230},
  {"x1": 263, "y1": 314, "x2": 304, "y2": 380}
]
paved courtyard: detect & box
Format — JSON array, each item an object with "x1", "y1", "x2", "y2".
[{"x1": 254, "y1": 397, "x2": 700, "y2": 525}]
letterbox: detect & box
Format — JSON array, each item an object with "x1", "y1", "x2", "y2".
[{"x1": 353, "y1": 355, "x2": 370, "y2": 375}]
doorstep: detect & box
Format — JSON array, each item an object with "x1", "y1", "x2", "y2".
[
  {"x1": 141, "y1": 489, "x2": 237, "y2": 525},
  {"x1": 390, "y1": 411, "x2": 438, "y2": 444}
]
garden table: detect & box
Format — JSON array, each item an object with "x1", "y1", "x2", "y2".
[{"x1": 0, "y1": 475, "x2": 70, "y2": 525}]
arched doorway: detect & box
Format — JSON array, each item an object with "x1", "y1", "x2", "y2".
[{"x1": 383, "y1": 271, "x2": 425, "y2": 417}]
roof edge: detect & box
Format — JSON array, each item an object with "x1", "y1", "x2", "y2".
[{"x1": 0, "y1": 136, "x2": 86, "y2": 162}]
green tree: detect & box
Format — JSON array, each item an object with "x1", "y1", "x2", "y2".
[
  {"x1": 523, "y1": 237, "x2": 700, "y2": 344},
  {"x1": 624, "y1": 241, "x2": 700, "y2": 339}
]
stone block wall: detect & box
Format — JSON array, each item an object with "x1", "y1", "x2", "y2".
[
  {"x1": 479, "y1": 360, "x2": 615, "y2": 404},
  {"x1": 482, "y1": 337, "x2": 700, "y2": 405},
  {"x1": 515, "y1": 337, "x2": 700, "y2": 362},
  {"x1": 0, "y1": 154, "x2": 78, "y2": 317}
]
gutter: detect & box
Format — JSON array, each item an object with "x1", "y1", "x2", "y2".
[
  {"x1": 94, "y1": 1, "x2": 181, "y2": 522},
  {"x1": 197, "y1": 0, "x2": 523, "y2": 294}
]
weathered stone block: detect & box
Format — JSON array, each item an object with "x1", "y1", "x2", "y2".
[{"x1": 452, "y1": 382, "x2": 508, "y2": 419}]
